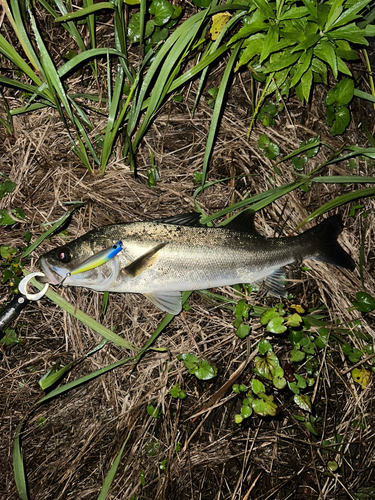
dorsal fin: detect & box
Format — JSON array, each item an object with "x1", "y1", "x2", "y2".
[
  {"x1": 224, "y1": 210, "x2": 257, "y2": 234},
  {"x1": 154, "y1": 212, "x2": 205, "y2": 227}
]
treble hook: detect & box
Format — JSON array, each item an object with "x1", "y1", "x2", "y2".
[{"x1": 18, "y1": 272, "x2": 49, "y2": 301}]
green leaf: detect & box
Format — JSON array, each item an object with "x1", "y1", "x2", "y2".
[
  {"x1": 0, "y1": 209, "x2": 17, "y2": 225},
  {"x1": 327, "y1": 24, "x2": 369, "y2": 45},
  {"x1": 236, "y1": 38, "x2": 264, "y2": 71},
  {"x1": 178, "y1": 353, "x2": 198, "y2": 371},
  {"x1": 258, "y1": 337, "x2": 273, "y2": 355},
  {"x1": 192, "y1": 0, "x2": 211, "y2": 7},
  {"x1": 301, "y1": 68, "x2": 313, "y2": 102},
  {"x1": 253, "y1": 0, "x2": 275, "y2": 19},
  {"x1": 325, "y1": 77, "x2": 354, "y2": 106},
  {"x1": 254, "y1": 350, "x2": 281, "y2": 380},
  {"x1": 147, "y1": 405, "x2": 161, "y2": 418},
  {"x1": 352, "y1": 292, "x2": 375, "y2": 313},
  {"x1": 328, "y1": 0, "x2": 372, "y2": 30},
  {"x1": 314, "y1": 41, "x2": 337, "y2": 79},
  {"x1": 290, "y1": 347, "x2": 305, "y2": 362},
  {"x1": 304, "y1": 420, "x2": 319, "y2": 435},
  {"x1": 241, "y1": 405, "x2": 253, "y2": 418},
  {"x1": 264, "y1": 51, "x2": 300, "y2": 73},
  {"x1": 128, "y1": 12, "x2": 155, "y2": 43},
  {"x1": 194, "y1": 360, "x2": 217, "y2": 380},
  {"x1": 252, "y1": 378, "x2": 265, "y2": 394},
  {"x1": 267, "y1": 316, "x2": 287, "y2": 334},
  {"x1": 260, "y1": 307, "x2": 279, "y2": 325},
  {"x1": 330, "y1": 106, "x2": 350, "y2": 135},
  {"x1": 252, "y1": 393, "x2": 278, "y2": 416},
  {"x1": 236, "y1": 323, "x2": 251, "y2": 339},
  {"x1": 294, "y1": 373, "x2": 307, "y2": 389},
  {"x1": 0, "y1": 179, "x2": 16, "y2": 198},
  {"x1": 294, "y1": 394, "x2": 312, "y2": 412},
  {"x1": 149, "y1": 0, "x2": 174, "y2": 26}
]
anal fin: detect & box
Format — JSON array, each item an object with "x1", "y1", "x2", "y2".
[
  {"x1": 144, "y1": 291, "x2": 182, "y2": 315},
  {"x1": 253, "y1": 268, "x2": 287, "y2": 297}
]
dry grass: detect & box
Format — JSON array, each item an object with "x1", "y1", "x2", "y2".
[{"x1": 1, "y1": 18, "x2": 375, "y2": 500}]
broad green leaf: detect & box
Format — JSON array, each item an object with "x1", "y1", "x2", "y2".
[
  {"x1": 260, "y1": 24, "x2": 278, "y2": 63},
  {"x1": 290, "y1": 48, "x2": 313, "y2": 87},
  {"x1": 327, "y1": 24, "x2": 369, "y2": 45},
  {"x1": 178, "y1": 352, "x2": 198, "y2": 370},
  {"x1": 294, "y1": 373, "x2": 307, "y2": 389},
  {"x1": 336, "y1": 55, "x2": 352, "y2": 76},
  {"x1": 264, "y1": 51, "x2": 300, "y2": 73},
  {"x1": 267, "y1": 317, "x2": 287, "y2": 334},
  {"x1": 294, "y1": 394, "x2": 312, "y2": 412},
  {"x1": 325, "y1": 77, "x2": 354, "y2": 106},
  {"x1": 329, "y1": 0, "x2": 373, "y2": 30},
  {"x1": 314, "y1": 41, "x2": 337, "y2": 79},
  {"x1": 241, "y1": 405, "x2": 253, "y2": 418},
  {"x1": 330, "y1": 106, "x2": 350, "y2": 135},
  {"x1": 194, "y1": 360, "x2": 217, "y2": 380},
  {"x1": 352, "y1": 292, "x2": 375, "y2": 312},
  {"x1": 290, "y1": 348, "x2": 305, "y2": 362},
  {"x1": 254, "y1": 350, "x2": 281, "y2": 380},
  {"x1": 236, "y1": 33, "x2": 265, "y2": 70},
  {"x1": 252, "y1": 378, "x2": 265, "y2": 394},
  {"x1": 325, "y1": 0, "x2": 344, "y2": 32},
  {"x1": 260, "y1": 307, "x2": 279, "y2": 325},
  {"x1": 252, "y1": 393, "x2": 278, "y2": 416},
  {"x1": 236, "y1": 323, "x2": 251, "y2": 339},
  {"x1": 229, "y1": 21, "x2": 269, "y2": 44},
  {"x1": 258, "y1": 337, "x2": 273, "y2": 355},
  {"x1": 149, "y1": 0, "x2": 174, "y2": 26},
  {"x1": 128, "y1": 13, "x2": 155, "y2": 43},
  {"x1": 301, "y1": 0, "x2": 317, "y2": 18},
  {"x1": 279, "y1": 6, "x2": 310, "y2": 20},
  {"x1": 286, "y1": 313, "x2": 302, "y2": 328}
]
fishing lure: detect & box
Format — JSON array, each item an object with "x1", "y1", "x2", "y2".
[{"x1": 70, "y1": 240, "x2": 123, "y2": 275}]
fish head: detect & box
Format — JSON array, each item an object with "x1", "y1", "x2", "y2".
[{"x1": 38, "y1": 232, "x2": 121, "y2": 290}]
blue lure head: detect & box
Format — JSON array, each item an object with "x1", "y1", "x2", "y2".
[{"x1": 70, "y1": 240, "x2": 123, "y2": 276}]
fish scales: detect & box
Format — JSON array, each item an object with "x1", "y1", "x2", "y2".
[{"x1": 38, "y1": 211, "x2": 355, "y2": 315}]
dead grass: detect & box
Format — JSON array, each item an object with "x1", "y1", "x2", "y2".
[{"x1": 1, "y1": 16, "x2": 375, "y2": 500}]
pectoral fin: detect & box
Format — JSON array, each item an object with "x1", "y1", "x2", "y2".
[
  {"x1": 122, "y1": 243, "x2": 166, "y2": 278},
  {"x1": 144, "y1": 291, "x2": 182, "y2": 315}
]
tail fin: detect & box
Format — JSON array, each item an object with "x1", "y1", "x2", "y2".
[{"x1": 304, "y1": 216, "x2": 355, "y2": 271}]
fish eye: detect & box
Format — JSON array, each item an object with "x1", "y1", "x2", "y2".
[{"x1": 57, "y1": 247, "x2": 72, "y2": 263}]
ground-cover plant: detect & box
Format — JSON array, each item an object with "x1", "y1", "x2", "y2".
[{"x1": 232, "y1": 298, "x2": 374, "y2": 432}]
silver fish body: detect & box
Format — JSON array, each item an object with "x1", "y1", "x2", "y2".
[{"x1": 39, "y1": 211, "x2": 355, "y2": 315}]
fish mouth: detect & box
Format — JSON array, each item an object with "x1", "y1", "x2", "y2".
[{"x1": 38, "y1": 257, "x2": 68, "y2": 285}]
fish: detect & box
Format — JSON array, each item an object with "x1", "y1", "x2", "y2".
[{"x1": 38, "y1": 211, "x2": 355, "y2": 315}]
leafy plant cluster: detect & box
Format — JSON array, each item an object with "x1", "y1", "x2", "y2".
[
  {"x1": 232, "y1": 294, "x2": 375, "y2": 433},
  {"x1": 232, "y1": 0, "x2": 375, "y2": 103}
]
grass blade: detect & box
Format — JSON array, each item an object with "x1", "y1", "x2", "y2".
[
  {"x1": 13, "y1": 419, "x2": 28, "y2": 500},
  {"x1": 97, "y1": 431, "x2": 132, "y2": 500},
  {"x1": 21, "y1": 202, "x2": 84, "y2": 258},
  {"x1": 201, "y1": 41, "x2": 242, "y2": 185},
  {"x1": 55, "y1": 2, "x2": 115, "y2": 22},
  {"x1": 295, "y1": 186, "x2": 375, "y2": 230}
]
